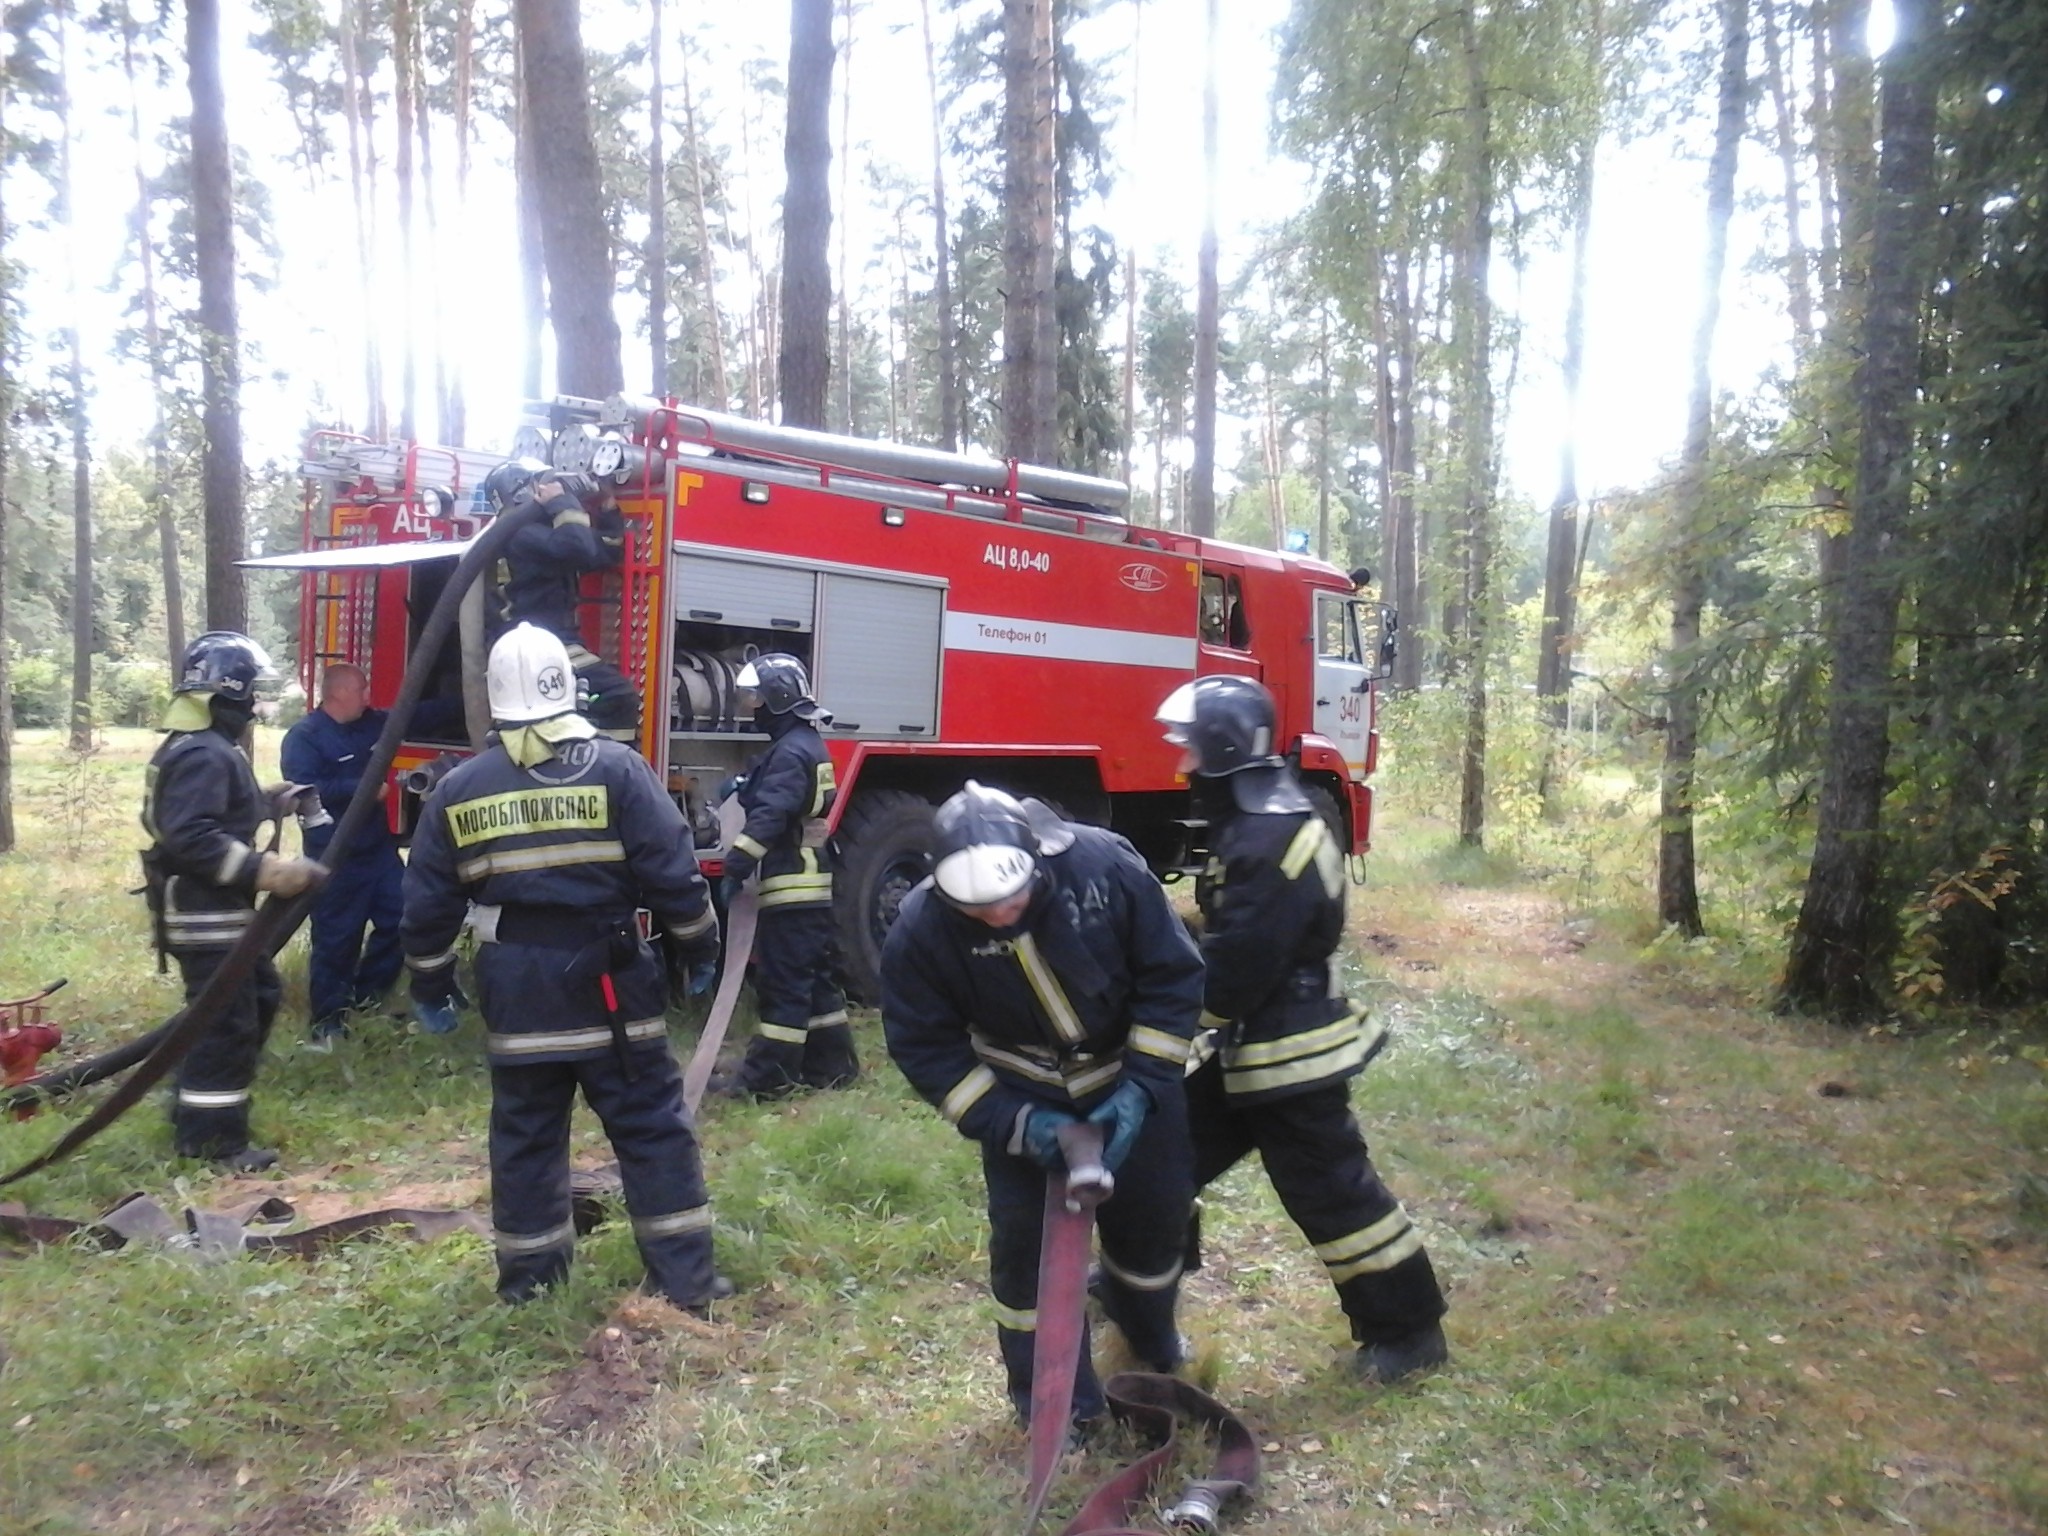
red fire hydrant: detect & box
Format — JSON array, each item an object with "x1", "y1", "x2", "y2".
[{"x1": 1, "y1": 979, "x2": 67, "y2": 1120}]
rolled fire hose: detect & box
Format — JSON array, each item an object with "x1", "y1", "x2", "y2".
[
  {"x1": 1021, "y1": 1119, "x2": 1114, "y2": 1535},
  {"x1": 0, "y1": 494, "x2": 555, "y2": 1182},
  {"x1": 682, "y1": 796, "x2": 757, "y2": 1118}
]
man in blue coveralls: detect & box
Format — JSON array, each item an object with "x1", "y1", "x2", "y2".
[{"x1": 281, "y1": 663, "x2": 406, "y2": 1045}]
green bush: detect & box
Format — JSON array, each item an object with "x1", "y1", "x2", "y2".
[
  {"x1": 7, "y1": 653, "x2": 66, "y2": 729},
  {"x1": 95, "y1": 657, "x2": 173, "y2": 728}
]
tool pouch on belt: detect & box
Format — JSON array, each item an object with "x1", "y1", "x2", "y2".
[
  {"x1": 561, "y1": 922, "x2": 648, "y2": 1080},
  {"x1": 138, "y1": 850, "x2": 171, "y2": 974}
]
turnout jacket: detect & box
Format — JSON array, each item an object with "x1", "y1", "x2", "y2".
[
  {"x1": 141, "y1": 723, "x2": 268, "y2": 954},
  {"x1": 725, "y1": 716, "x2": 836, "y2": 910},
  {"x1": 499, "y1": 491, "x2": 624, "y2": 645},
  {"x1": 279, "y1": 706, "x2": 398, "y2": 862},
  {"x1": 401, "y1": 734, "x2": 717, "y2": 1065},
  {"x1": 881, "y1": 822, "x2": 1203, "y2": 1148},
  {"x1": 1198, "y1": 802, "x2": 1386, "y2": 1104}
]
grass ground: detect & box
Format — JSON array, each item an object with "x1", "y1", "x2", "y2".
[{"x1": 1, "y1": 727, "x2": 2045, "y2": 1534}]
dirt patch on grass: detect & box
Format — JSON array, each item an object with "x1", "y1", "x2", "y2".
[{"x1": 534, "y1": 1295, "x2": 732, "y2": 1436}]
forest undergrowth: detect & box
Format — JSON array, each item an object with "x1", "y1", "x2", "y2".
[{"x1": 1, "y1": 727, "x2": 2044, "y2": 1535}]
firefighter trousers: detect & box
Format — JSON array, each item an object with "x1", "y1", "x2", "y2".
[
  {"x1": 738, "y1": 905, "x2": 857, "y2": 1092},
  {"x1": 169, "y1": 947, "x2": 282, "y2": 1159},
  {"x1": 1186, "y1": 1057, "x2": 1446, "y2": 1346},
  {"x1": 307, "y1": 851, "x2": 404, "y2": 1031},
  {"x1": 985, "y1": 1082, "x2": 1193, "y2": 1422},
  {"x1": 488, "y1": 1045, "x2": 717, "y2": 1307}
]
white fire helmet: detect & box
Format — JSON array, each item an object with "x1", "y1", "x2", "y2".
[
  {"x1": 931, "y1": 781, "x2": 1040, "y2": 908},
  {"x1": 488, "y1": 623, "x2": 579, "y2": 724}
]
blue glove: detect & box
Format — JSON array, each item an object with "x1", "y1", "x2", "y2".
[
  {"x1": 1020, "y1": 1106, "x2": 1079, "y2": 1170},
  {"x1": 718, "y1": 873, "x2": 746, "y2": 908},
  {"x1": 409, "y1": 966, "x2": 462, "y2": 1035},
  {"x1": 1085, "y1": 1079, "x2": 1154, "y2": 1173},
  {"x1": 686, "y1": 960, "x2": 718, "y2": 996},
  {"x1": 413, "y1": 998, "x2": 461, "y2": 1036}
]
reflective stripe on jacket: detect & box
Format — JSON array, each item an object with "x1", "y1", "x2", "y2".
[
  {"x1": 142, "y1": 726, "x2": 264, "y2": 953},
  {"x1": 881, "y1": 822, "x2": 1202, "y2": 1146},
  {"x1": 1198, "y1": 800, "x2": 1385, "y2": 1103},
  {"x1": 730, "y1": 718, "x2": 836, "y2": 909},
  {"x1": 400, "y1": 735, "x2": 713, "y2": 1062}
]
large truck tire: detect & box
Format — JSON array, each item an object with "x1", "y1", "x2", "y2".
[
  {"x1": 1304, "y1": 781, "x2": 1347, "y2": 847},
  {"x1": 833, "y1": 788, "x2": 939, "y2": 1005}
]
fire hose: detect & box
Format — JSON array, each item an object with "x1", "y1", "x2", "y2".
[
  {"x1": 1021, "y1": 1121, "x2": 1261, "y2": 1535},
  {"x1": 0, "y1": 494, "x2": 555, "y2": 1182},
  {"x1": 681, "y1": 796, "x2": 757, "y2": 1118}
]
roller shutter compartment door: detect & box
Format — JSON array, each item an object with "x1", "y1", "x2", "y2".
[
  {"x1": 814, "y1": 574, "x2": 944, "y2": 738},
  {"x1": 673, "y1": 551, "x2": 816, "y2": 634}
]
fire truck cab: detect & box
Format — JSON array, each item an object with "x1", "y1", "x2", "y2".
[{"x1": 251, "y1": 400, "x2": 1395, "y2": 1000}]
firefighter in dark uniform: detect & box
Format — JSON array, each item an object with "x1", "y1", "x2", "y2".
[
  {"x1": 880, "y1": 782, "x2": 1203, "y2": 1427},
  {"x1": 715, "y1": 653, "x2": 857, "y2": 1097},
  {"x1": 401, "y1": 623, "x2": 726, "y2": 1307},
  {"x1": 1156, "y1": 676, "x2": 1449, "y2": 1383},
  {"x1": 142, "y1": 632, "x2": 324, "y2": 1170},
  {"x1": 280, "y1": 663, "x2": 405, "y2": 1044},
  {"x1": 484, "y1": 458, "x2": 643, "y2": 742}
]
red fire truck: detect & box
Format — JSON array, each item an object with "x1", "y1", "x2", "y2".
[{"x1": 250, "y1": 399, "x2": 1395, "y2": 999}]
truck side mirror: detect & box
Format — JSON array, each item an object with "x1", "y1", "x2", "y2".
[{"x1": 1374, "y1": 604, "x2": 1399, "y2": 681}]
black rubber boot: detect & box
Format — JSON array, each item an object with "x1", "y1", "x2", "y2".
[
  {"x1": 1087, "y1": 1266, "x2": 1191, "y2": 1373},
  {"x1": 713, "y1": 1036, "x2": 805, "y2": 1100},
  {"x1": 210, "y1": 1146, "x2": 280, "y2": 1174},
  {"x1": 1352, "y1": 1323, "x2": 1449, "y2": 1385},
  {"x1": 801, "y1": 1023, "x2": 860, "y2": 1090}
]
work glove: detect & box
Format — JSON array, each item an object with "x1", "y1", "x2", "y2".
[
  {"x1": 1020, "y1": 1105, "x2": 1080, "y2": 1171},
  {"x1": 722, "y1": 849, "x2": 757, "y2": 886},
  {"x1": 687, "y1": 961, "x2": 718, "y2": 997},
  {"x1": 713, "y1": 774, "x2": 747, "y2": 804},
  {"x1": 1085, "y1": 1078, "x2": 1154, "y2": 1174},
  {"x1": 254, "y1": 852, "x2": 325, "y2": 898},
  {"x1": 593, "y1": 502, "x2": 627, "y2": 550},
  {"x1": 409, "y1": 967, "x2": 461, "y2": 1036},
  {"x1": 664, "y1": 913, "x2": 721, "y2": 973}
]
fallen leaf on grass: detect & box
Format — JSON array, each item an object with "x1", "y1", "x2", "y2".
[{"x1": 1299, "y1": 1438, "x2": 1324, "y2": 1454}]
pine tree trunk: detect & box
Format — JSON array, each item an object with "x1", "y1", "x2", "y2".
[
  {"x1": 738, "y1": 80, "x2": 766, "y2": 416},
  {"x1": 836, "y1": 0, "x2": 854, "y2": 432},
  {"x1": 128, "y1": 17, "x2": 186, "y2": 674},
  {"x1": 1782, "y1": 0, "x2": 1939, "y2": 1014},
  {"x1": 649, "y1": 0, "x2": 667, "y2": 396},
  {"x1": 0, "y1": 65, "x2": 14, "y2": 853},
  {"x1": 918, "y1": 0, "x2": 960, "y2": 449},
  {"x1": 513, "y1": 31, "x2": 546, "y2": 402},
  {"x1": 680, "y1": 40, "x2": 727, "y2": 407},
  {"x1": 1388, "y1": 252, "x2": 1422, "y2": 693},
  {"x1": 1453, "y1": 0, "x2": 1495, "y2": 848},
  {"x1": 186, "y1": 0, "x2": 246, "y2": 633},
  {"x1": 1316, "y1": 304, "x2": 1331, "y2": 562},
  {"x1": 1187, "y1": 0, "x2": 1219, "y2": 534},
  {"x1": 1658, "y1": 0, "x2": 1748, "y2": 935},
  {"x1": 57, "y1": 4, "x2": 91, "y2": 751},
  {"x1": 413, "y1": 23, "x2": 451, "y2": 444},
  {"x1": 448, "y1": 0, "x2": 473, "y2": 442},
  {"x1": 1538, "y1": 128, "x2": 1595, "y2": 710},
  {"x1": 394, "y1": 0, "x2": 418, "y2": 439},
  {"x1": 1760, "y1": 0, "x2": 1816, "y2": 349},
  {"x1": 339, "y1": 0, "x2": 385, "y2": 439},
  {"x1": 780, "y1": 0, "x2": 835, "y2": 428},
  {"x1": 517, "y1": 0, "x2": 624, "y2": 399},
  {"x1": 1001, "y1": 0, "x2": 1057, "y2": 463}
]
